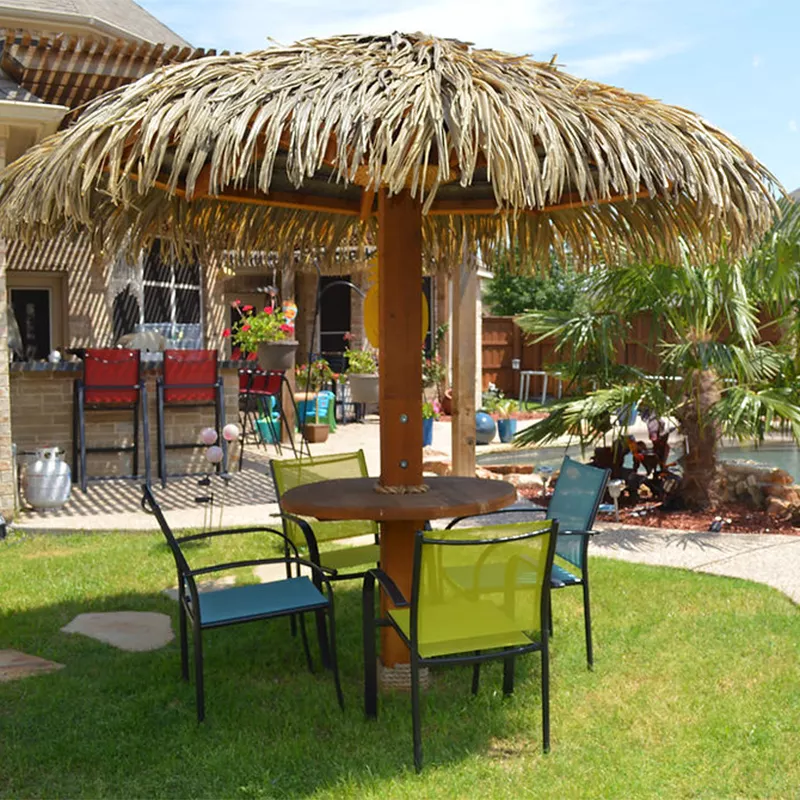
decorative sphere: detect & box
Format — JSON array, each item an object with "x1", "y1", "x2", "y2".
[
  {"x1": 205, "y1": 445, "x2": 224, "y2": 464},
  {"x1": 200, "y1": 427, "x2": 218, "y2": 445},
  {"x1": 475, "y1": 411, "x2": 497, "y2": 445},
  {"x1": 222, "y1": 423, "x2": 241, "y2": 442}
]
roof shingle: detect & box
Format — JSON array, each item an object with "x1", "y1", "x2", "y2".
[{"x1": 0, "y1": 0, "x2": 189, "y2": 46}]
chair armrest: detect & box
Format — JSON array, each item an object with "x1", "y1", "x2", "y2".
[
  {"x1": 363, "y1": 568, "x2": 409, "y2": 608},
  {"x1": 445, "y1": 507, "x2": 546, "y2": 530},
  {"x1": 188, "y1": 556, "x2": 337, "y2": 579},
  {"x1": 176, "y1": 525, "x2": 287, "y2": 544},
  {"x1": 271, "y1": 512, "x2": 322, "y2": 565}
]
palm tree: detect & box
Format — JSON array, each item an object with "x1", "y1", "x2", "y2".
[{"x1": 516, "y1": 207, "x2": 800, "y2": 509}]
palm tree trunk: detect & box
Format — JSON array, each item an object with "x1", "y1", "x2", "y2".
[{"x1": 678, "y1": 370, "x2": 722, "y2": 509}]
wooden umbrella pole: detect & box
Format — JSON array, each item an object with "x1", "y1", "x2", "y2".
[{"x1": 377, "y1": 188, "x2": 424, "y2": 669}]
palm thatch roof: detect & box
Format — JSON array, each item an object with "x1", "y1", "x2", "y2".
[{"x1": 0, "y1": 32, "x2": 782, "y2": 270}]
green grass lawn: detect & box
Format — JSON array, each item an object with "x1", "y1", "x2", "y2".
[{"x1": 1, "y1": 530, "x2": 799, "y2": 799}]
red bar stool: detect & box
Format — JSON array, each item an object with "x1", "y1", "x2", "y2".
[
  {"x1": 72, "y1": 348, "x2": 151, "y2": 492},
  {"x1": 156, "y1": 349, "x2": 226, "y2": 487}
]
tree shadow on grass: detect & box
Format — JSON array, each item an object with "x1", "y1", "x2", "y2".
[{"x1": 0, "y1": 581, "x2": 548, "y2": 798}]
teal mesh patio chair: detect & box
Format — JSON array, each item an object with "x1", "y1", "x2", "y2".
[
  {"x1": 363, "y1": 520, "x2": 558, "y2": 772},
  {"x1": 447, "y1": 456, "x2": 610, "y2": 668},
  {"x1": 270, "y1": 450, "x2": 379, "y2": 580},
  {"x1": 142, "y1": 486, "x2": 344, "y2": 722}
]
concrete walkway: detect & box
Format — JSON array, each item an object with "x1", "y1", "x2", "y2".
[{"x1": 592, "y1": 523, "x2": 800, "y2": 604}]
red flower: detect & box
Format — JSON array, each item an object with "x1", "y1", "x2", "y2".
[
  {"x1": 263, "y1": 305, "x2": 273, "y2": 315},
  {"x1": 242, "y1": 304, "x2": 254, "y2": 312},
  {"x1": 222, "y1": 328, "x2": 231, "y2": 338},
  {"x1": 232, "y1": 299, "x2": 241, "y2": 306},
  {"x1": 241, "y1": 324, "x2": 251, "y2": 332},
  {"x1": 279, "y1": 323, "x2": 292, "y2": 333}
]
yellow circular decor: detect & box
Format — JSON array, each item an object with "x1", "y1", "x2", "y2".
[{"x1": 364, "y1": 286, "x2": 429, "y2": 348}]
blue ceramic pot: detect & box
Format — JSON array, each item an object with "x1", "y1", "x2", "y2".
[
  {"x1": 422, "y1": 417, "x2": 434, "y2": 447},
  {"x1": 497, "y1": 418, "x2": 517, "y2": 443},
  {"x1": 475, "y1": 411, "x2": 497, "y2": 445}
]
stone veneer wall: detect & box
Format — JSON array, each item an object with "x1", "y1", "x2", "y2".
[{"x1": 10, "y1": 366, "x2": 241, "y2": 483}]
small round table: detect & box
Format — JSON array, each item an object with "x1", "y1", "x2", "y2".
[{"x1": 281, "y1": 476, "x2": 517, "y2": 667}]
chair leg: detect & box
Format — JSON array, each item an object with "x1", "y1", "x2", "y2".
[
  {"x1": 77, "y1": 385, "x2": 87, "y2": 493},
  {"x1": 156, "y1": 382, "x2": 166, "y2": 488},
  {"x1": 216, "y1": 381, "x2": 226, "y2": 475},
  {"x1": 411, "y1": 650, "x2": 423, "y2": 773},
  {"x1": 502, "y1": 654, "x2": 515, "y2": 696},
  {"x1": 297, "y1": 613, "x2": 315, "y2": 673},
  {"x1": 583, "y1": 579, "x2": 594, "y2": 670},
  {"x1": 179, "y1": 604, "x2": 189, "y2": 682},
  {"x1": 471, "y1": 660, "x2": 480, "y2": 696},
  {"x1": 315, "y1": 608, "x2": 332, "y2": 671},
  {"x1": 548, "y1": 594, "x2": 554, "y2": 638},
  {"x1": 72, "y1": 382, "x2": 80, "y2": 487},
  {"x1": 140, "y1": 384, "x2": 152, "y2": 491},
  {"x1": 193, "y1": 620, "x2": 205, "y2": 723},
  {"x1": 541, "y1": 641, "x2": 550, "y2": 753},
  {"x1": 326, "y1": 605, "x2": 345, "y2": 711},
  {"x1": 363, "y1": 574, "x2": 378, "y2": 719},
  {"x1": 133, "y1": 394, "x2": 140, "y2": 478}
]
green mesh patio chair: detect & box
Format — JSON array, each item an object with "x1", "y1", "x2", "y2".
[
  {"x1": 363, "y1": 520, "x2": 558, "y2": 772},
  {"x1": 447, "y1": 456, "x2": 610, "y2": 669},
  {"x1": 270, "y1": 450, "x2": 380, "y2": 580},
  {"x1": 142, "y1": 486, "x2": 344, "y2": 722}
]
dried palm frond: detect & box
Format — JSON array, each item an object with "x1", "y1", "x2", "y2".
[{"x1": 0, "y1": 32, "x2": 782, "y2": 270}]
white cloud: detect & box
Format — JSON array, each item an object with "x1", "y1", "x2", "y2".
[
  {"x1": 790, "y1": 120, "x2": 798, "y2": 134},
  {"x1": 568, "y1": 43, "x2": 686, "y2": 80}
]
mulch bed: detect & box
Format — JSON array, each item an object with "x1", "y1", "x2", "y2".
[{"x1": 517, "y1": 489, "x2": 800, "y2": 535}]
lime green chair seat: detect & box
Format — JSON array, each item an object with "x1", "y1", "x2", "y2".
[
  {"x1": 270, "y1": 450, "x2": 379, "y2": 580},
  {"x1": 363, "y1": 520, "x2": 558, "y2": 772}
]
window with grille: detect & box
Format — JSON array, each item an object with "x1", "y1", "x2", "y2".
[{"x1": 140, "y1": 241, "x2": 203, "y2": 348}]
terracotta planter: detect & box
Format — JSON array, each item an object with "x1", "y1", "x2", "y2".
[
  {"x1": 349, "y1": 373, "x2": 379, "y2": 404},
  {"x1": 257, "y1": 339, "x2": 298, "y2": 372},
  {"x1": 303, "y1": 422, "x2": 330, "y2": 443},
  {"x1": 441, "y1": 388, "x2": 453, "y2": 416}
]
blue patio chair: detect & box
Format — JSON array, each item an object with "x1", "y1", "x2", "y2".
[
  {"x1": 142, "y1": 485, "x2": 344, "y2": 721},
  {"x1": 447, "y1": 456, "x2": 610, "y2": 668},
  {"x1": 297, "y1": 390, "x2": 336, "y2": 431}
]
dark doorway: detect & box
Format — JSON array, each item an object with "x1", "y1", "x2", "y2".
[
  {"x1": 319, "y1": 275, "x2": 351, "y2": 370},
  {"x1": 10, "y1": 287, "x2": 50, "y2": 360}
]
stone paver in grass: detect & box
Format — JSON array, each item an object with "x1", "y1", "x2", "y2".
[
  {"x1": 0, "y1": 650, "x2": 65, "y2": 682},
  {"x1": 61, "y1": 612, "x2": 174, "y2": 652},
  {"x1": 162, "y1": 575, "x2": 236, "y2": 601}
]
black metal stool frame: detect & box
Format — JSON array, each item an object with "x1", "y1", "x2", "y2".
[
  {"x1": 73, "y1": 371, "x2": 151, "y2": 493},
  {"x1": 155, "y1": 375, "x2": 227, "y2": 488}
]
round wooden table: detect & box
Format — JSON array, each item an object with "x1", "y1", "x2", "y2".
[{"x1": 281, "y1": 476, "x2": 517, "y2": 668}]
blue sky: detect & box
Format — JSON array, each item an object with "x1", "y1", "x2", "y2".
[{"x1": 141, "y1": 0, "x2": 800, "y2": 192}]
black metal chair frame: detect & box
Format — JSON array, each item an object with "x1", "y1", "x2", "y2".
[
  {"x1": 72, "y1": 356, "x2": 151, "y2": 493},
  {"x1": 446, "y1": 470, "x2": 609, "y2": 670},
  {"x1": 155, "y1": 367, "x2": 227, "y2": 487},
  {"x1": 142, "y1": 485, "x2": 344, "y2": 721},
  {"x1": 238, "y1": 369, "x2": 310, "y2": 469},
  {"x1": 363, "y1": 523, "x2": 558, "y2": 772}
]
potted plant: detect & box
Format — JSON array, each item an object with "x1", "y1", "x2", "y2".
[
  {"x1": 224, "y1": 299, "x2": 297, "y2": 371},
  {"x1": 422, "y1": 399, "x2": 441, "y2": 447},
  {"x1": 344, "y1": 335, "x2": 379, "y2": 404},
  {"x1": 296, "y1": 359, "x2": 335, "y2": 443},
  {"x1": 494, "y1": 397, "x2": 519, "y2": 443}
]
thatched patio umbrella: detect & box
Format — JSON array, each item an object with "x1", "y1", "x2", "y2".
[{"x1": 0, "y1": 32, "x2": 780, "y2": 669}]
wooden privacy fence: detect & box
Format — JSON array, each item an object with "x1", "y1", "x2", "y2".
[{"x1": 481, "y1": 315, "x2": 660, "y2": 399}]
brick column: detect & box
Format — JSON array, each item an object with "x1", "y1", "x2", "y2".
[{"x1": 0, "y1": 128, "x2": 16, "y2": 516}]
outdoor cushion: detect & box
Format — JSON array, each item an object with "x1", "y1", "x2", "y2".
[{"x1": 195, "y1": 577, "x2": 327, "y2": 627}]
